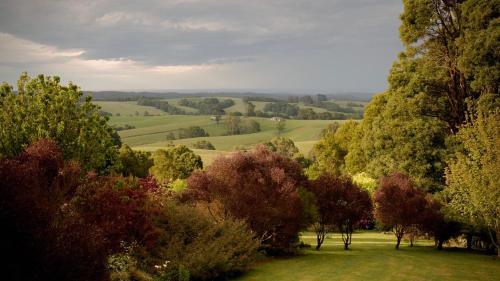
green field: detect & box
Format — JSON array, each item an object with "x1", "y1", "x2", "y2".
[
  {"x1": 233, "y1": 231, "x2": 500, "y2": 281},
  {"x1": 96, "y1": 97, "x2": 360, "y2": 165},
  {"x1": 94, "y1": 101, "x2": 166, "y2": 116}
]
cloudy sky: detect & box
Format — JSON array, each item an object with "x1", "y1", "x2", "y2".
[{"x1": 0, "y1": 0, "x2": 403, "y2": 93}]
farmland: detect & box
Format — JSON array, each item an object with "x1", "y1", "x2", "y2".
[{"x1": 96, "y1": 97, "x2": 357, "y2": 164}]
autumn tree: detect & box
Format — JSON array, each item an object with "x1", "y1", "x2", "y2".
[
  {"x1": 149, "y1": 145, "x2": 203, "y2": 185},
  {"x1": 186, "y1": 146, "x2": 306, "y2": 254},
  {"x1": 374, "y1": 173, "x2": 428, "y2": 249},
  {"x1": 420, "y1": 197, "x2": 462, "y2": 250},
  {"x1": 0, "y1": 140, "x2": 157, "y2": 281},
  {"x1": 308, "y1": 174, "x2": 372, "y2": 250},
  {"x1": 0, "y1": 73, "x2": 118, "y2": 172},
  {"x1": 445, "y1": 94, "x2": 500, "y2": 256}
]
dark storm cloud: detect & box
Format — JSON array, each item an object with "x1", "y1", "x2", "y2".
[{"x1": 0, "y1": 0, "x2": 403, "y2": 91}]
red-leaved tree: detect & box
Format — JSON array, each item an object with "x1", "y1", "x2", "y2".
[
  {"x1": 0, "y1": 139, "x2": 158, "y2": 281},
  {"x1": 374, "y1": 172, "x2": 428, "y2": 249},
  {"x1": 186, "y1": 146, "x2": 306, "y2": 254},
  {"x1": 420, "y1": 197, "x2": 462, "y2": 250},
  {"x1": 308, "y1": 174, "x2": 373, "y2": 250}
]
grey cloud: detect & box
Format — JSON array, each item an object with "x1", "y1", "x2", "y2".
[{"x1": 0, "y1": 0, "x2": 403, "y2": 92}]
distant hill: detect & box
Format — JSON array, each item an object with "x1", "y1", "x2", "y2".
[{"x1": 85, "y1": 91, "x2": 373, "y2": 102}]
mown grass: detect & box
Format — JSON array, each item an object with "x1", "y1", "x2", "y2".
[{"x1": 233, "y1": 231, "x2": 500, "y2": 281}]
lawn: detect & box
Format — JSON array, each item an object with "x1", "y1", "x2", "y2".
[{"x1": 233, "y1": 231, "x2": 500, "y2": 281}]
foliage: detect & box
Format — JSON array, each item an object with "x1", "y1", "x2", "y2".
[
  {"x1": 420, "y1": 197, "x2": 462, "y2": 250},
  {"x1": 263, "y1": 102, "x2": 299, "y2": 117},
  {"x1": 399, "y1": 0, "x2": 499, "y2": 131},
  {"x1": 186, "y1": 146, "x2": 306, "y2": 254},
  {"x1": 0, "y1": 140, "x2": 157, "y2": 281},
  {"x1": 178, "y1": 98, "x2": 235, "y2": 115},
  {"x1": 307, "y1": 120, "x2": 359, "y2": 178},
  {"x1": 177, "y1": 126, "x2": 209, "y2": 139},
  {"x1": 133, "y1": 202, "x2": 259, "y2": 281},
  {"x1": 445, "y1": 94, "x2": 500, "y2": 256},
  {"x1": 192, "y1": 140, "x2": 216, "y2": 150},
  {"x1": 225, "y1": 115, "x2": 261, "y2": 135},
  {"x1": 352, "y1": 172, "x2": 377, "y2": 194},
  {"x1": 374, "y1": 173, "x2": 428, "y2": 249},
  {"x1": 113, "y1": 145, "x2": 153, "y2": 177},
  {"x1": 343, "y1": 91, "x2": 450, "y2": 192},
  {"x1": 149, "y1": 145, "x2": 203, "y2": 184},
  {"x1": 263, "y1": 137, "x2": 299, "y2": 159},
  {"x1": 0, "y1": 73, "x2": 118, "y2": 172},
  {"x1": 307, "y1": 174, "x2": 372, "y2": 250},
  {"x1": 276, "y1": 119, "x2": 286, "y2": 136},
  {"x1": 137, "y1": 98, "x2": 186, "y2": 115}
]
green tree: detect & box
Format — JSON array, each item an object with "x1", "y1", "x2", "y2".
[
  {"x1": 113, "y1": 145, "x2": 153, "y2": 178},
  {"x1": 263, "y1": 137, "x2": 299, "y2": 159},
  {"x1": 149, "y1": 145, "x2": 203, "y2": 184},
  {"x1": 246, "y1": 101, "x2": 256, "y2": 117},
  {"x1": 445, "y1": 94, "x2": 500, "y2": 257},
  {"x1": 276, "y1": 119, "x2": 286, "y2": 136},
  {"x1": 307, "y1": 120, "x2": 359, "y2": 179},
  {"x1": 0, "y1": 73, "x2": 117, "y2": 172}
]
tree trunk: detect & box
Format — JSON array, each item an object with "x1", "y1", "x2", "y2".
[
  {"x1": 466, "y1": 232, "x2": 473, "y2": 250},
  {"x1": 396, "y1": 235, "x2": 402, "y2": 250},
  {"x1": 438, "y1": 240, "x2": 444, "y2": 250},
  {"x1": 316, "y1": 228, "x2": 325, "y2": 251}
]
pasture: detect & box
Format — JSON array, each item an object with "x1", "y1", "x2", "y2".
[
  {"x1": 233, "y1": 232, "x2": 500, "y2": 281},
  {"x1": 97, "y1": 97, "x2": 360, "y2": 164}
]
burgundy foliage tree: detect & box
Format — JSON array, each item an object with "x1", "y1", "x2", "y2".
[
  {"x1": 420, "y1": 197, "x2": 462, "y2": 250},
  {"x1": 374, "y1": 172, "x2": 428, "y2": 249},
  {"x1": 308, "y1": 174, "x2": 373, "y2": 250},
  {"x1": 0, "y1": 139, "x2": 158, "y2": 281},
  {"x1": 186, "y1": 146, "x2": 306, "y2": 254}
]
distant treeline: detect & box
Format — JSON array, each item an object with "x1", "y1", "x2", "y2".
[
  {"x1": 85, "y1": 91, "x2": 373, "y2": 102},
  {"x1": 260, "y1": 102, "x2": 362, "y2": 120},
  {"x1": 137, "y1": 98, "x2": 186, "y2": 115},
  {"x1": 178, "y1": 98, "x2": 235, "y2": 115}
]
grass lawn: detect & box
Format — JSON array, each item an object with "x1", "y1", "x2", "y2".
[{"x1": 233, "y1": 231, "x2": 500, "y2": 281}]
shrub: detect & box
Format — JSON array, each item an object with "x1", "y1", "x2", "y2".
[
  {"x1": 133, "y1": 202, "x2": 259, "y2": 281},
  {"x1": 192, "y1": 140, "x2": 216, "y2": 150},
  {"x1": 178, "y1": 126, "x2": 209, "y2": 139}
]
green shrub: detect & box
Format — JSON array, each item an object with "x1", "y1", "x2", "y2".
[
  {"x1": 192, "y1": 140, "x2": 216, "y2": 150},
  {"x1": 134, "y1": 202, "x2": 259, "y2": 281}
]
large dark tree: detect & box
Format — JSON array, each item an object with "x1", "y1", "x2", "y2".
[
  {"x1": 186, "y1": 146, "x2": 306, "y2": 254},
  {"x1": 0, "y1": 140, "x2": 157, "y2": 281},
  {"x1": 374, "y1": 173, "x2": 428, "y2": 249}
]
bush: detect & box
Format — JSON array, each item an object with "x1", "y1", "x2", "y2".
[
  {"x1": 178, "y1": 126, "x2": 209, "y2": 139},
  {"x1": 192, "y1": 140, "x2": 216, "y2": 150},
  {"x1": 132, "y1": 202, "x2": 259, "y2": 281}
]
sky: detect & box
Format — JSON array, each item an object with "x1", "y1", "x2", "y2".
[{"x1": 0, "y1": 0, "x2": 403, "y2": 93}]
